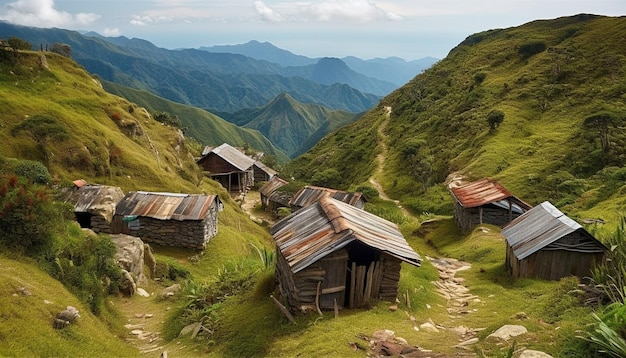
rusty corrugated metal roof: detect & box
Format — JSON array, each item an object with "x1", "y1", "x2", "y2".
[
  {"x1": 115, "y1": 191, "x2": 219, "y2": 221},
  {"x1": 200, "y1": 143, "x2": 255, "y2": 171},
  {"x1": 259, "y1": 176, "x2": 288, "y2": 197},
  {"x1": 289, "y1": 185, "x2": 365, "y2": 209},
  {"x1": 271, "y1": 196, "x2": 421, "y2": 273},
  {"x1": 450, "y1": 178, "x2": 531, "y2": 211},
  {"x1": 502, "y1": 201, "x2": 607, "y2": 260},
  {"x1": 63, "y1": 184, "x2": 124, "y2": 213}
]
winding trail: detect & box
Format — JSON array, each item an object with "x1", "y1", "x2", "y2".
[{"x1": 369, "y1": 106, "x2": 410, "y2": 217}]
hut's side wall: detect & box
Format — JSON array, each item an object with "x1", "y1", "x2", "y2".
[
  {"x1": 505, "y1": 243, "x2": 521, "y2": 278},
  {"x1": 91, "y1": 216, "x2": 111, "y2": 234},
  {"x1": 518, "y1": 250, "x2": 603, "y2": 280},
  {"x1": 455, "y1": 204, "x2": 522, "y2": 231},
  {"x1": 379, "y1": 255, "x2": 402, "y2": 301},
  {"x1": 275, "y1": 250, "x2": 326, "y2": 311}
]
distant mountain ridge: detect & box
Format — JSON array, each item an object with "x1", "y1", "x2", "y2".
[
  {"x1": 199, "y1": 40, "x2": 439, "y2": 86},
  {"x1": 0, "y1": 23, "x2": 382, "y2": 112}
]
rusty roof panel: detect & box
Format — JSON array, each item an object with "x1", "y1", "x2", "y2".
[
  {"x1": 450, "y1": 178, "x2": 531, "y2": 210},
  {"x1": 271, "y1": 196, "x2": 420, "y2": 273},
  {"x1": 63, "y1": 184, "x2": 124, "y2": 214},
  {"x1": 288, "y1": 185, "x2": 365, "y2": 209},
  {"x1": 201, "y1": 143, "x2": 255, "y2": 171},
  {"x1": 115, "y1": 191, "x2": 219, "y2": 221},
  {"x1": 502, "y1": 201, "x2": 606, "y2": 260},
  {"x1": 259, "y1": 176, "x2": 288, "y2": 197}
]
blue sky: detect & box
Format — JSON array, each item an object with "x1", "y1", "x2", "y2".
[{"x1": 0, "y1": 0, "x2": 624, "y2": 60}]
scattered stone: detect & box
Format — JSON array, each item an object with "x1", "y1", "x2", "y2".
[
  {"x1": 130, "y1": 329, "x2": 144, "y2": 335},
  {"x1": 160, "y1": 284, "x2": 181, "y2": 299},
  {"x1": 53, "y1": 306, "x2": 80, "y2": 329},
  {"x1": 488, "y1": 325, "x2": 527, "y2": 341},
  {"x1": 457, "y1": 338, "x2": 479, "y2": 346},
  {"x1": 419, "y1": 322, "x2": 439, "y2": 333},
  {"x1": 511, "y1": 311, "x2": 529, "y2": 320},
  {"x1": 519, "y1": 349, "x2": 554, "y2": 358},
  {"x1": 426, "y1": 304, "x2": 431, "y2": 309},
  {"x1": 145, "y1": 314, "x2": 154, "y2": 319},
  {"x1": 388, "y1": 304, "x2": 398, "y2": 311},
  {"x1": 136, "y1": 288, "x2": 150, "y2": 297},
  {"x1": 44, "y1": 300, "x2": 53, "y2": 304},
  {"x1": 135, "y1": 313, "x2": 144, "y2": 318},
  {"x1": 372, "y1": 329, "x2": 395, "y2": 341},
  {"x1": 16, "y1": 287, "x2": 32, "y2": 296}
]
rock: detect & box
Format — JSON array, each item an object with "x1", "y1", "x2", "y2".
[
  {"x1": 53, "y1": 306, "x2": 80, "y2": 329},
  {"x1": 388, "y1": 305, "x2": 398, "y2": 311},
  {"x1": 119, "y1": 269, "x2": 137, "y2": 296},
  {"x1": 111, "y1": 234, "x2": 146, "y2": 284},
  {"x1": 457, "y1": 338, "x2": 479, "y2": 346},
  {"x1": 16, "y1": 287, "x2": 32, "y2": 296},
  {"x1": 130, "y1": 329, "x2": 143, "y2": 335},
  {"x1": 160, "y1": 284, "x2": 181, "y2": 299},
  {"x1": 144, "y1": 314, "x2": 154, "y2": 318},
  {"x1": 372, "y1": 329, "x2": 395, "y2": 341},
  {"x1": 419, "y1": 322, "x2": 439, "y2": 333},
  {"x1": 488, "y1": 325, "x2": 527, "y2": 341},
  {"x1": 143, "y1": 244, "x2": 157, "y2": 278},
  {"x1": 519, "y1": 349, "x2": 554, "y2": 358},
  {"x1": 511, "y1": 311, "x2": 529, "y2": 320},
  {"x1": 136, "y1": 288, "x2": 150, "y2": 297}
]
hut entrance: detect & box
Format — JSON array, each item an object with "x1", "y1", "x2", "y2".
[
  {"x1": 346, "y1": 243, "x2": 383, "y2": 308},
  {"x1": 75, "y1": 212, "x2": 92, "y2": 229}
]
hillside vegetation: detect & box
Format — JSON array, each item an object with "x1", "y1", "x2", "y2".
[{"x1": 286, "y1": 14, "x2": 626, "y2": 224}]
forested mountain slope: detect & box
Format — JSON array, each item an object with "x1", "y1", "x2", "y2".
[{"x1": 285, "y1": 14, "x2": 626, "y2": 223}]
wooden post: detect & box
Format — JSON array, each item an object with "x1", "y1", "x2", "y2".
[
  {"x1": 270, "y1": 295, "x2": 295, "y2": 323},
  {"x1": 315, "y1": 281, "x2": 323, "y2": 316},
  {"x1": 334, "y1": 298, "x2": 339, "y2": 319}
]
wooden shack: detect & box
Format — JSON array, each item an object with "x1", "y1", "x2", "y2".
[
  {"x1": 449, "y1": 178, "x2": 532, "y2": 231},
  {"x1": 252, "y1": 160, "x2": 277, "y2": 183},
  {"x1": 289, "y1": 185, "x2": 366, "y2": 212},
  {"x1": 259, "y1": 176, "x2": 290, "y2": 216},
  {"x1": 196, "y1": 143, "x2": 255, "y2": 194},
  {"x1": 271, "y1": 196, "x2": 421, "y2": 312},
  {"x1": 61, "y1": 180, "x2": 124, "y2": 233},
  {"x1": 502, "y1": 201, "x2": 607, "y2": 280},
  {"x1": 111, "y1": 191, "x2": 222, "y2": 250}
]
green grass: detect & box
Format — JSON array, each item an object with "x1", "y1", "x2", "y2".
[{"x1": 0, "y1": 254, "x2": 139, "y2": 357}]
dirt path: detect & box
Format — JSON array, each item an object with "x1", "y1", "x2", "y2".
[{"x1": 369, "y1": 106, "x2": 410, "y2": 217}]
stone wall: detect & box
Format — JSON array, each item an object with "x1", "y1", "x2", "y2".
[{"x1": 126, "y1": 217, "x2": 211, "y2": 250}]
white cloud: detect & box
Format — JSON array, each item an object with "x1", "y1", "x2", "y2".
[
  {"x1": 253, "y1": 0, "x2": 401, "y2": 23},
  {"x1": 103, "y1": 27, "x2": 121, "y2": 37},
  {"x1": 254, "y1": 1, "x2": 284, "y2": 22},
  {"x1": 0, "y1": 0, "x2": 100, "y2": 27}
]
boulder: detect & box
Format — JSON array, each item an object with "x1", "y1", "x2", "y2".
[
  {"x1": 143, "y1": 243, "x2": 157, "y2": 278},
  {"x1": 487, "y1": 325, "x2": 527, "y2": 341},
  {"x1": 519, "y1": 350, "x2": 553, "y2": 358},
  {"x1": 53, "y1": 306, "x2": 80, "y2": 329},
  {"x1": 111, "y1": 234, "x2": 146, "y2": 285},
  {"x1": 119, "y1": 269, "x2": 137, "y2": 296}
]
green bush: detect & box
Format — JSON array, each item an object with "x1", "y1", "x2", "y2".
[
  {"x1": 0, "y1": 176, "x2": 69, "y2": 255},
  {"x1": 518, "y1": 40, "x2": 546, "y2": 59},
  {"x1": 14, "y1": 160, "x2": 51, "y2": 184}
]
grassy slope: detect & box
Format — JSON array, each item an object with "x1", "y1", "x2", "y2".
[
  {"x1": 285, "y1": 15, "x2": 626, "y2": 227},
  {"x1": 102, "y1": 81, "x2": 290, "y2": 163}
]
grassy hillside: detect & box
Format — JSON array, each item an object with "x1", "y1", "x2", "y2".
[
  {"x1": 286, "y1": 14, "x2": 626, "y2": 225},
  {"x1": 102, "y1": 81, "x2": 290, "y2": 163}
]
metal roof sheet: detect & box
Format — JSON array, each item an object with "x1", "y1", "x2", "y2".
[
  {"x1": 449, "y1": 178, "x2": 531, "y2": 210},
  {"x1": 271, "y1": 196, "x2": 421, "y2": 273},
  {"x1": 288, "y1": 185, "x2": 365, "y2": 209},
  {"x1": 63, "y1": 184, "x2": 124, "y2": 213},
  {"x1": 115, "y1": 191, "x2": 219, "y2": 221},
  {"x1": 259, "y1": 176, "x2": 288, "y2": 197},
  {"x1": 253, "y1": 161, "x2": 277, "y2": 177},
  {"x1": 502, "y1": 201, "x2": 606, "y2": 260},
  {"x1": 200, "y1": 143, "x2": 255, "y2": 171}
]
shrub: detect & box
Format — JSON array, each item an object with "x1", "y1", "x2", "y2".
[
  {"x1": 0, "y1": 176, "x2": 70, "y2": 255},
  {"x1": 486, "y1": 110, "x2": 505, "y2": 131},
  {"x1": 14, "y1": 160, "x2": 51, "y2": 184},
  {"x1": 518, "y1": 41, "x2": 546, "y2": 59},
  {"x1": 354, "y1": 184, "x2": 379, "y2": 201}
]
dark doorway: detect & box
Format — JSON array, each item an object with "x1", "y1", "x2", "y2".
[
  {"x1": 75, "y1": 212, "x2": 92, "y2": 229},
  {"x1": 345, "y1": 243, "x2": 383, "y2": 308}
]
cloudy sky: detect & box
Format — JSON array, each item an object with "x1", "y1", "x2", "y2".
[{"x1": 0, "y1": 0, "x2": 624, "y2": 60}]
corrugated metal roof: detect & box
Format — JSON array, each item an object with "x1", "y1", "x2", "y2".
[
  {"x1": 289, "y1": 185, "x2": 365, "y2": 209},
  {"x1": 200, "y1": 143, "x2": 255, "y2": 171},
  {"x1": 63, "y1": 184, "x2": 124, "y2": 213},
  {"x1": 259, "y1": 176, "x2": 288, "y2": 197},
  {"x1": 254, "y1": 161, "x2": 277, "y2": 177},
  {"x1": 502, "y1": 201, "x2": 607, "y2": 260},
  {"x1": 450, "y1": 178, "x2": 531, "y2": 211},
  {"x1": 271, "y1": 196, "x2": 421, "y2": 273},
  {"x1": 115, "y1": 191, "x2": 219, "y2": 221}
]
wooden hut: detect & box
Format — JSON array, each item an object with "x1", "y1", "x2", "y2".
[
  {"x1": 289, "y1": 185, "x2": 366, "y2": 212},
  {"x1": 111, "y1": 191, "x2": 222, "y2": 250},
  {"x1": 259, "y1": 176, "x2": 290, "y2": 216},
  {"x1": 252, "y1": 160, "x2": 277, "y2": 183},
  {"x1": 61, "y1": 180, "x2": 124, "y2": 233},
  {"x1": 449, "y1": 178, "x2": 532, "y2": 231},
  {"x1": 502, "y1": 201, "x2": 607, "y2": 280},
  {"x1": 271, "y1": 196, "x2": 421, "y2": 312},
  {"x1": 196, "y1": 143, "x2": 255, "y2": 194}
]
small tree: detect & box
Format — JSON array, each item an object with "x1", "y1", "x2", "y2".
[
  {"x1": 486, "y1": 110, "x2": 505, "y2": 131},
  {"x1": 401, "y1": 138, "x2": 433, "y2": 192},
  {"x1": 7, "y1": 36, "x2": 31, "y2": 51},
  {"x1": 50, "y1": 43, "x2": 71, "y2": 58},
  {"x1": 11, "y1": 115, "x2": 69, "y2": 164},
  {"x1": 583, "y1": 111, "x2": 624, "y2": 153}
]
